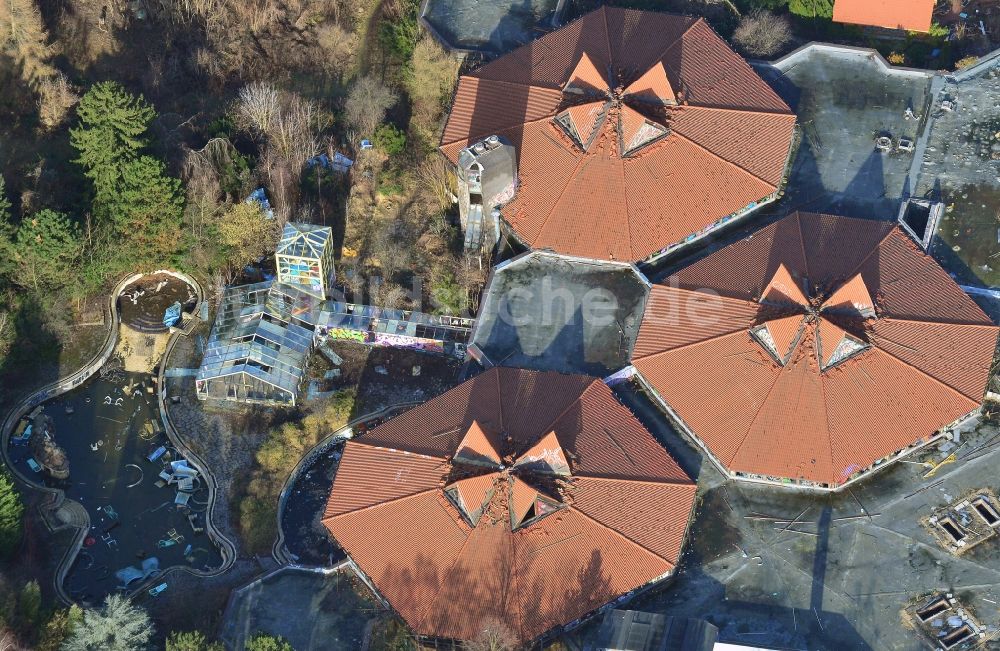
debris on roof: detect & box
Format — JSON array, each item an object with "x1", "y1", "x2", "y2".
[
  {"x1": 633, "y1": 211, "x2": 1000, "y2": 487},
  {"x1": 440, "y1": 6, "x2": 796, "y2": 261},
  {"x1": 322, "y1": 368, "x2": 697, "y2": 643}
]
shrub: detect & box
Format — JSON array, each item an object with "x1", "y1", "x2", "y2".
[
  {"x1": 373, "y1": 124, "x2": 406, "y2": 156},
  {"x1": 733, "y1": 10, "x2": 793, "y2": 58},
  {"x1": 0, "y1": 469, "x2": 24, "y2": 558},
  {"x1": 956, "y1": 55, "x2": 979, "y2": 70},
  {"x1": 789, "y1": 0, "x2": 832, "y2": 19},
  {"x1": 166, "y1": 630, "x2": 224, "y2": 651},
  {"x1": 887, "y1": 52, "x2": 906, "y2": 65},
  {"x1": 245, "y1": 634, "x2": 294, "y2": 651}
]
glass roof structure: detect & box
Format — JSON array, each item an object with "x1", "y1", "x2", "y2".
[
  {"x1": 276, "y1": 222, "x2": 332, "y2": 259},
  {"x1": 196, "y1": 281, "x2": 321, "y2": 405}
]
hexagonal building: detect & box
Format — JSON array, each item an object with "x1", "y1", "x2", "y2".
[
  {"x1": 440, "y1": 6, "x2": 797, "y2": 262},
  {"x1": 633, "y1": 212, "x2": 1000, "y2": 489},
  {"x1": 322, "y1": 368, "x2": 696, "y2": 643}
]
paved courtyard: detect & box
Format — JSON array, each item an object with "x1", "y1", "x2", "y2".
[{"x1": 568, "y1": 383, "x2": 1000, "y2": 651}]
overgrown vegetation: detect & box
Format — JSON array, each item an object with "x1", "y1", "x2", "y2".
[
  {"x1": 60, "y1": 595, "x2": 152, "y2": 651},
  {"x1": 238, "y1": 389, "x2": 356, "y2": 553},
  {"x1": 0, "y1": 467, "x2": 24, "y2": 559}
]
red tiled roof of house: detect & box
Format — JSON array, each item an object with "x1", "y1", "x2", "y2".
[
  {"x1": 633, "y1": 212, "x2": 999, "y2": 486},
  {"x1": 440, "y1": 7, "x2": 796, "y2": 262},
  {"x1": 833, "y1": 0, "x2": 935, "y2": 32},
  {"x1": 322, "y1": 368, "x2": 696, "y2": 642}
]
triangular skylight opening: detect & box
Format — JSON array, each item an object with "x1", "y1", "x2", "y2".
[
  {"x1": 508, "y1": 477, "x2": 562, "y2": 529},
  {"x1": 556, "y1": 102, "x2": 607, "y2": 151},
  {"x1": 619, "y1": 105, "x2": 668, "y2": 155},
  {"x1": 750, "y1": 314, "x2": 805, "y2": 365},
  {"x1": 446, "y1": 472, "x2": 500, "y2": 526},
  {"x1": 817, "y1": 318, "x2": 868, "y2": 370}
]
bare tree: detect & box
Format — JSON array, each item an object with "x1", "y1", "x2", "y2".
[
  {"x1": 343, "y1": 74, "x2": 398, "y2": 137},
  {"x1": 36, "y1": 71, "x2": 80, "y2": 131},
  {"x1": 464, "y1": 619, "x2": 519, "y2": 651},
  {"x1": 732, "y1": 10, "x2": 792, "y2": 59},
  {"x1": 235, "y1": 81, "x2": 280, "y2": 136}
]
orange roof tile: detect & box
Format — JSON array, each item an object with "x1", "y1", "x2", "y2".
[
  {"x1": 513, "y1": 430, "x2": 570, "y2": 475},
  {"x1": 625, "y1": 61, "x2": 676, "y2": 105},
  {"x1": 634, "y1": 212, "x2": 999, "y2": 486},
  {"x1": 455, "y1": 420, "x2": 502, "y2": 467},
  {"x1": 763, "y1": 314, "x2": 806, "y2": 362},
  {"x1": 565, "y1": 51, "x2": 609, "y2": 94},
  {"x1": 824, "y1": 273, "x2": 874, "y2": 315},
  {"x1": 323, "y1": 368, "x2": 696, "y2": 642},
  {"x1": 833, "y1": 0, "x2": 935, "y2": 32},
  {"x1": 440, "y1": 6, "x2": 795, "y2": 262},
  {"x1": 762, "y1": 263, "x2": 809, "y2": 307}
]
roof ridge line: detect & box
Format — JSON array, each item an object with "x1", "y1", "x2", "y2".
[
  {"x1": 534, "y1": 379, "x2": 599, "y2": 444},
  {"x1": 568, "y1": 502, "x2": 677, "y2": 567},
  {"x1": 879, "y1": 315, "x2": 997, "y2": 328},
  {"x1": 322, "y1": 486, "x2": 440, "y2": 522},
  {"x1": 634, "y1": 325, "x2": 755, "y2": 361},
  {"x1": 818, "y1": 344, "x2": 838, "y2": 483},
  {"x1": 670, "y1": 127, "x2": 777, "y2": 189},
  {"x1": 411, "y1": 503, "x2": 481, "y2": 631},
  {"x1": 440, "y1": 111, "x2": 563, "y2": 149},
  {"x1": 868, "y1": 344, "x2": 985, "y2": 404},
  {"x1": 647, "y1": 15, "x2": 701, "y2": 77},
  {"x1": 529, "y1": 134, "x2": 597, "y2": 246},
  {"x1": 495, "y1": 368, "x2": 505, "y2": 433},
  {"x1": 348, "y1": 439, "x2": 450, "y2": 460},
  {"x1": 575, "y1": 473, "x2": 694, "y2": 487},
  {"x1": 617, "y1": 130, "x2": 637, "y2": 260},
  {"x1": 729, "y1": 354, "x2": 787, "y2": 468},
  {"x1": 833, "y1": 222, "x2": 897, "y2": 282},
  {"x1": 796, "y1": 212, "x2": 811, "y2": 281},
  {"x1": 677, "y1": 103, "x2": 796, "y2": 117}
]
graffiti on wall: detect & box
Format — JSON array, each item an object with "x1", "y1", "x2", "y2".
[
  {"x1": 372, "y1": 333, "x2": 445, "y2": 354},
  {"x1": 325, "y1": 328, "x2": 371, "y2": 344}
]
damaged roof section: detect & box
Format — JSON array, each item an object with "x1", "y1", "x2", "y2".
[
  {"x1": 440, "y1": 6, "x2": 796, "y2": 262},
  {"x1": 322, "y1": 368, "x2": 697, "y2": 643},
  {"x1": 633, "y1": 211, "x2": 1000, "y2": 487}
]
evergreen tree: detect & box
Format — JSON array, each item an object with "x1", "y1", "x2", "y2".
[
  {"x1": 789, "y1": 0, "x2": 833, "y2": 18},
  {"x1": 37, "y1": 606, "x2": 84, "y2": 651},
  {"x1": 109, "y1": 156, "x2": 185, "y2": 269},
  {"x1": 244, "y1": 634, "x2": 295, "y2": 651},
  {"x1": 9, "y1": 209, "x2": 82, "y2": 291},
  {"x1": 69, "y1": 82, "x2": 155, "y2": 202},
  {"x1": 165, "y1": 630, "x2": 224, "y2": 651},
  {"x1": 0, "y1": 469, "x2": 23, "y2": 558},
  {"x1": 60, "y1": 594, "x2": 152, "y2": 651}
]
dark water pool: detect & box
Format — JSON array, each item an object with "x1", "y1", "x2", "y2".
[{"x1": 8, "y1": 371, "x2": 222, "y2": 604}]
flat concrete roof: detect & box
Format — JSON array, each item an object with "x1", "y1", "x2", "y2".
[
  {"x1": 471, "y1": 252, "x2": 648, "y2": 376},
  {"x1": 755, "y1": 44, "x2": 933, "y2": 219},
  {"x1": 421, "y1": 0, "x2": 563, "y2": 54}
]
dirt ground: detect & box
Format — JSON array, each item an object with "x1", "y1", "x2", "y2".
[
  {"x1": 304, "y1": 340, "x2": 467, "y2": 416},
  {"x1": 115, "y1": 324, "x2": 170, "y2": 373}
]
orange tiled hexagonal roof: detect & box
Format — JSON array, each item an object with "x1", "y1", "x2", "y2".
[
  {"x1": 322, "y1": 368, "x2": 696, "y2": 642},
  {"x1": 633, "y1": 212, "x2": 999, "y2": 486},
  {"x1": 440, "y1": 6, "x2": 796, "y2": 262}
]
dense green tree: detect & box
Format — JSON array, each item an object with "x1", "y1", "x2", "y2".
[
  {"x1": 37, "y1": 606, "x2": 84, "y2": 651},
  {"x1": 789, "y1": 0, "x2": 833, "y2": 18},
  {"x1": 8, "y1": 209, "x2": 82, "y2": 291},
  {"x1": 60, "y1": 594, "x2": 152, "y2": 651},
  {"x1": 373, "y1": 123, "x2": 406, "y2": 156},
  {"x1": 0, "y1": 469, "x2": 23, "y2": 558},
  {"x1": 18, "y1": 580, "x2": 42, "y2": 631},
  {"x1": 107, "y1": 155, "x2": 185, "y2": 269},
  {"x1": 70, "y1": 82, "x2": 155, "y2": 202},
  {"x1": 244, "y1": 634, "x2": 295, "y2": 651},
  {"x1": 0, "y1": 175, "x2": 10, "y2": 221},
  {"x1": 165, "y1": 630, "x2": 224, "y2": 651}
]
